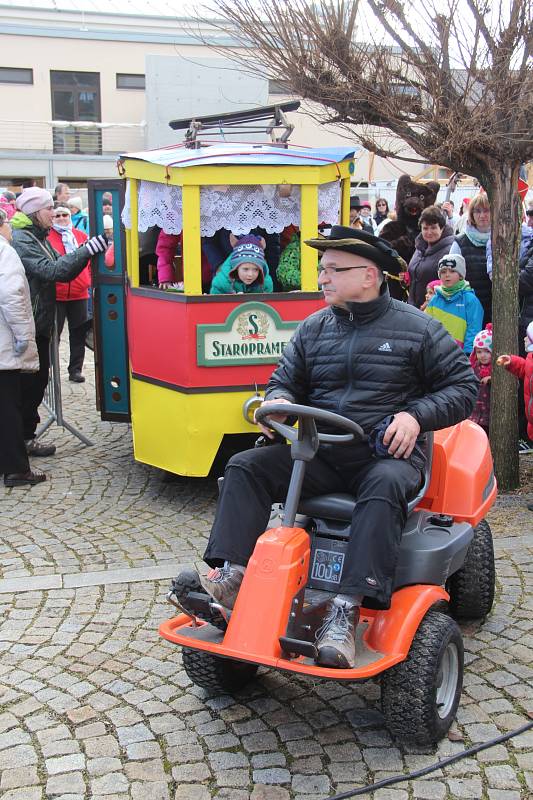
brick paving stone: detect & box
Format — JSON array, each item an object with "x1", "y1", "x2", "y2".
[
  {"x1": 46, "y1": 772, "x2": 86, "y2": 795},
  {"x1": 253, "y1": 768, "x2": 291, "y2": 784},
  {"x1": 2, "y1": 789, "x2": 42, "y2": 800},
  {"x1": 116, "y1": 723, "x2": 154, "y2": 745},
  {"x1": 91, "y1": 772, "x2": 129, "y2": 794},
  {"x1": 173, "y1": 787, "x2": 210, "y2": 800},
  {"x1": 446, "y1": 777, "x2": 484, "y2": 797},
  {"x1": 171, "y1": 762, "x2": 211, "y2": 782},
  {"x1": 215, "y1": 767, "x2": 250, "y2": 787},
  {"x1": 0, "y1": 765, "x2": 39, "y2": 789},
  {"x1": 250, "y1": 787, "x2": 290, "y2": 800},
  {"x1": 126, "y1": 742, "x2": 163, "y2": 760},
  {"x1": 125, "y1": 760, "x2": 167, "y2": 781},
  {"x1": 291, "y1": 773, "x2": 331, "y2": 794},
  {"x1": 410, "y1": 780, "x2": 447, "y2": 799},
  {"x1": 487, "y1": 792, "x2": 522, "y2": 800},
  {"x1": 484, "y1": 764, "x2": 522, "y2": 789},
  {"x1": 87, "y1": 757, "x2": 123, "y2": 775},
  {"x1": 251, "y1": 753, "x2": 287, "y2": 769},
  {"x1": 130, "y1": 782, "x2": 170, "y2": 800}
]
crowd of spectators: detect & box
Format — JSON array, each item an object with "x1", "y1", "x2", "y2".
[{"x1": 0, "y1": 178, "x2": 532, "y2": 487}]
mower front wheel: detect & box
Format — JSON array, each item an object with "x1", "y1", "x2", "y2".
[
  {"x1": 182, "y1": 648, "x2": 258, "y2": 694},
  {"x1": 381, "y1": 610, "x2": 464, "y2": 746}
]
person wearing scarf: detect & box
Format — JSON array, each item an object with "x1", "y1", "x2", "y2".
[
  {"x1": 48, "y1": 206, "x2": 91, "y2": 383},
  {"x1": 449, "y1": 193, "x2": 492, "y2": 325},
  {"x1": 425, "y1": 254, "x2": 484, "y2": 354}
]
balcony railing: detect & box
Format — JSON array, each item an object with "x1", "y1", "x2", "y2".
[{"x1": 0, "y1": 119, "x2": 147, "y2": 156}]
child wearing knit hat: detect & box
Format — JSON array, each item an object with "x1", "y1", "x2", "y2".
[
  {"x1": 469, "y1": 324, "x2": 493, "y2": 434},
  {"x1": 425, "y1": 254, "x2": 484, "y2": 353},
  {"x1": 210, "y1": 236, "x2": 273, "y2": 295},
  {"x1": 497, "y1": 321, "x2": 533, "y2": 456}
]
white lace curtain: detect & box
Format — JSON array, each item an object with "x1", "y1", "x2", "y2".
[{"x1": 122, "y1": 180, "x2": 341, "y2": 236}]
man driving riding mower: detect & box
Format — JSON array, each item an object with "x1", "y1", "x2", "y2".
[{"x1": 174, "y1": 227, "x2": 479, "y2": 669}]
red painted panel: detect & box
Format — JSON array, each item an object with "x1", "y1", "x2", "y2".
[{"x1": 127, "y1": 292, "x2": 324, "y2": 388}]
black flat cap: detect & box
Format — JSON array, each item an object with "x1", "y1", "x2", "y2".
[{"x1": 305, "y1": 225, "x2": 407, "y2": 272}]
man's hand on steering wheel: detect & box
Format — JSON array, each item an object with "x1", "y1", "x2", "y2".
[
  {"x1": 254, "y1": 398, "x2": 292, "y2": 439},
  {"x1": 382, "y1": 412, "x2": 421, "y2": 459}
]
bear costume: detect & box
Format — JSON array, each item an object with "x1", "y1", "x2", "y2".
[{"x1": 380, "y1": 174, "x2": 440, "y2": 300}]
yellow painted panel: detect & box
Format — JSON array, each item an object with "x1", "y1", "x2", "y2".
[
  {"x1": 130, "y1": 379, "x2": 259, "y2": 476},
  {"x1": 129, "y1": 178, "x2": 140, "y2": 287},
  {"x1": 341, "y1": 177, "x2": 351, "y2": 226},
  {"x1": 182, "y1": 185, "x2": 202, "y2": 295},
  {"x1": 121, "y1": 160, "x2": 352, "y2": 187},
  {"x1": 300, "y1": 184, "x2": 319, "y2": 292}
]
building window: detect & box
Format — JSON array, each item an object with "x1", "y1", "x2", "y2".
[
  {"x1": 0, "y1": 67, "x2": 33, "y2": 84},
  {"x1": 268, "y1": 79, "x2": 290, "y2": 95},
  {"x1": 51, "y1": 70, "x2": 101, "y2": 155},
  {"x1": 116, "y1": 73, "x2": 145, "y2": 90}
]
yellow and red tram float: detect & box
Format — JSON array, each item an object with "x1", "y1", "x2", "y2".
[{"x1": 89, "y1": 131, "x2": 357, "y2": 476}]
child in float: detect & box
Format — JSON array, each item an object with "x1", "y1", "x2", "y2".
[
  {"x1": 420, "y1": 278, "x2": 442, "y2": 312},
  {"x1": 210, "y1": 236, "x2": 273, "y2": 295},
  {"x1": 425, "y1": 254, "x2": 483, "y2": 353},
  {"x1": 469, "y1": 325, "x2": 492, "y2": 435},
  {"x1": 497, "y1": 321, "x2": 533, "y2": 449}
]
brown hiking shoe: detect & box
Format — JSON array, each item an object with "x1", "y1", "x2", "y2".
[
  {"x1": 315, "y1": 597, "x2": 359, "y2": 669},
  {"x1": 4, "y1": 469, "x2": 46, "y2": 488},
  {"x1": 199, "y1": 561, "x2": 245, "y2": 610},
  {"x1": 25, "y1": 440, "x2": 56, "y2": 457}
]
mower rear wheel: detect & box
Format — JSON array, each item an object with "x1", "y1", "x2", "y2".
[
  {"x1": 381, "y1": 610, "x2": 463, "y2": 745},
  {"x1": 182, "y1": 648, "x2": 258, "y2": 694},
  {"x1": 447, "y1": 519, "x2": 495, "y2": 619}
]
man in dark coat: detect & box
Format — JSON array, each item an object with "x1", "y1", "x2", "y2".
[{"x1": 174, "y1": 228, "x2": 478, "y2": 668}]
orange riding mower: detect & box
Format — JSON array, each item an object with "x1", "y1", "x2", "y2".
[{"x1": 160, "y1": 404, "x2": 496, "y2": 745}]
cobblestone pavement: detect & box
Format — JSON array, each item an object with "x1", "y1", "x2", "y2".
[{"x1": 0, "y1": 349, "x2": 532, "y2": 800}]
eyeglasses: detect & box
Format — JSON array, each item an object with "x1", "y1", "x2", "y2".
[
  {"x1": 318, "y1": 265, "x2": 368, "y2": 276},
  {"x1": 54, "y1": 213, "x2": 70, "y2": 218}
]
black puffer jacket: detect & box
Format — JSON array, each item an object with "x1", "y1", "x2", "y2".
[
  {"x1": 266, "y1": 285, "x2": 478, "y2": 437},
  {"x1": 12, "y1": 222, "x2": 92, "y2": 337}
]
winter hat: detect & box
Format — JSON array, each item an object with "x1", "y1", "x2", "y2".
[
  {"x1": 427, "y1": 279, "x2": 442, "y2": 290},
  {"x1": 15, "y1": 187, "x2": 54, "y2": 215},
  {"x1": 473, "y1": 324, "x2": 492, "y2": 353},
  {"x1": 305, "y1": 225, "x2": 407, "y2": 273},
  {"x1": 526, "y1": 321, "x2": 533, "y2": 353},
  {"x1": 437, "y1": 253, "x2": 466, "y2": 279},
  {"x1": 229, "y1": 242, "x2": 268, "y2": 281},
  {"x1": 67, "y1": 196, "x2": 83, "y2": 212}
]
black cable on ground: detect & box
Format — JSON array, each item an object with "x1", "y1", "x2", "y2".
[{"x1": 323, "y1": 719, "x2": 533, "y2": 800}]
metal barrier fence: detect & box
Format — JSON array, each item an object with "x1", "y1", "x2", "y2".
[{"x1": 35, "y1": 319, "x2": 93, "y2": 447}]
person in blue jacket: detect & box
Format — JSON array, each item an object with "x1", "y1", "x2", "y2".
[
  {"x1": 210, "y1": 237, "x2": 274, "y2": 295},
  {"x1": 425, "y1": 254, "x2": 483, "y2": 354}
]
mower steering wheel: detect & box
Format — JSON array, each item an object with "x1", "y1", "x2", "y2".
[{"x1": 255, "y1": 403, "x2": 365, "y2": 445}]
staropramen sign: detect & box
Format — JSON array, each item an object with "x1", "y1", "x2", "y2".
[{"x1": 197, "y1": 302, "x2": 299, "y2": 367}]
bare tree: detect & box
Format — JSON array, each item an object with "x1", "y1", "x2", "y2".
[{"x1": 202, "y1": 0, "x2": 533, "y2": 490}]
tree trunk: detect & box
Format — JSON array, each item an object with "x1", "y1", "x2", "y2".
[{"x1": 485, "y1": 162, "x2": 521, "y2": 491}]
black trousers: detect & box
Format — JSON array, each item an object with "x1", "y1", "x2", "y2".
[
  {"x1": 56, "y1": 300, "x2": 88, "y2": 376},
  {"x1": 0, "y1": 371, "x2": 30, "y2": 476},
  {"x1": 204, "y1": 444, "x2": 424, "y2": 605},
  {"x1": 20, "y1": 335, "x2": 50, "y2": 441}
]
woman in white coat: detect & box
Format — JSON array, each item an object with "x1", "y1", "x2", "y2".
[{"x1": 0, "y1": 208, "x2": 46, "y2": 486}]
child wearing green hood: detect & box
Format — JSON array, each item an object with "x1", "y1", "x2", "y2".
[
  {"x1": 210, "y1": 237, "x2": 273, "y2": 295},
  {"x1": 425, "y1": 253, "x2": 483, "y2": 354}
]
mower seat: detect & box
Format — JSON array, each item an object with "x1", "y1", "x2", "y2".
[{"x1": 298, "y1": 433, "x2": 433, "y2": 521}]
